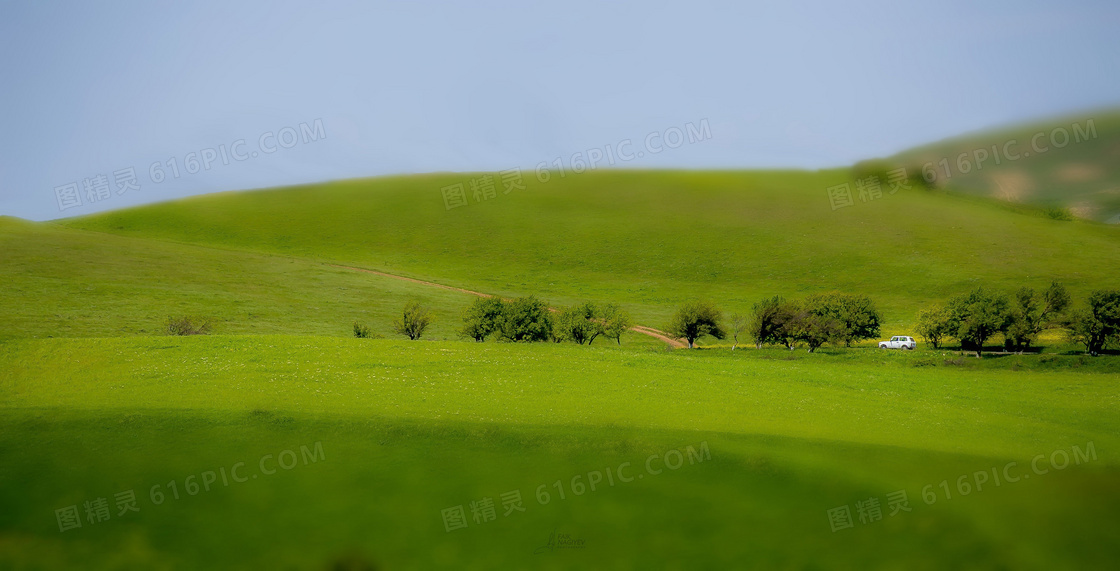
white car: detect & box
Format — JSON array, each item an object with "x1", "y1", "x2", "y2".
[{"x1": 879, "y1": 336, "x2": 916, "y2": 350}]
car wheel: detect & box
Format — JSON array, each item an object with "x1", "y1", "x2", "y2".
[{"x1": 904, "y1": 346, "x2": 913, "y2": 350}]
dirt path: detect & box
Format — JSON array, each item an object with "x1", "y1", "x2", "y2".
[{"x1": 329, "y1": 263, "x2": 687, "y2": 349}]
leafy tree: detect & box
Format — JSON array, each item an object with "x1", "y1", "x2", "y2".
[
  {"x1": 497, "y1": 296, "x2": 553, "y2": 342},
  {"x1": 1005, "y1": 282, "x2": 1070, "y2": 352},
  {"x1": 803, "y1": 292, "x2": 881, "y2": 347},
  {"x1": 749, "y1": 296, "x2": 797, "y2": 349},
  {"x1": 667, "y1": 300, "x2": 725, "y2": 349},
  {"x1": 393, "y1": 300, "x2": 431, "y2": 340},
  {"x1": 553, "y1": 302, "x2": 604, "y2": 345},
  {"x1": 1066, "y1": 289, "x2": 1120, "y2": 355},
  {"x1": 915, "y1": 306, "x2": 952, "y2": 349},
  {"x1": 946, "y1": 288, "x2": 1011, "y2": 357},
  {"x1": 460, "y1": 297, "x2": 506, "y2": 342},
  {"x1": 791, "y1": 298, "x2": 845, "y2": 353},
  {"x1": 601, "y1": 303, "x2": 632, "y2": 345}
]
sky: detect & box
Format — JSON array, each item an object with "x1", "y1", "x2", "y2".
[{"x1": 1, "y1": 0, "x2": 1118, "y2": 221}]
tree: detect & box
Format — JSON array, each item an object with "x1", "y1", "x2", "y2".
[
  {"x1": 802, "y1": 292, "x2": 881, "y2": 347},
  {"x1": 393, "y1": 300, "x2": 431, "y2": 340},
  {"x1": 915, "y1": 306, "x2": 952, "y2": 349},
  {"x1": 946, "y1": 288, "x2": 1011, "y2": 357},
  {"x1": 1005, "y1": 282, "x2": 1070, "y2": 352},
  {"x1": 553, "y1": 302, "x2": 604, "y2": 345},
  {"x1": 729, "y1": 313, "x2": 747, "y2": 350},
  {"x1": 790, "y1": 299, "x2": 845, "y2": 353},
  {"x1": 460, "y1": 297, "x2": 505, "y2": 341},
  {"x1": 748, "y1": 296, "x2": 797, "y2": 349},
  {"x1": 1066, "y1": 289, "x2": 1120, "y2": 355},
  {"x1": 497, "y1": 296, "x2": 553, "y2": 342},
  {"x1": 667, "y1": 300, "x2": 725, "y2": 349},
  {"x1": 601, "y1": 303, "x2": 632, "y2": 346}
]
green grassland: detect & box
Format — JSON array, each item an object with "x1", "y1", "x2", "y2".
[
  {"x1": 887, "y1": 109, "x2": 1120, "y2": 223},
  {"x1": 1, "y1": 337, "x2": 1117, "y2": 569},
  {"x1": 2, "y1": 165, "x2": 1119, "y2": 569}
]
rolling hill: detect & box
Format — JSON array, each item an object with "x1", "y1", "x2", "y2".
[
  {"x1": 2, "y1": 148, "x2": 1119, "y2": 568},
  {"x1": 52, "y1": 168, "x2": 1120, "y2": 337},
  {"x1": 883, "y1": 109, "x2": 1120, "y2": 223}
]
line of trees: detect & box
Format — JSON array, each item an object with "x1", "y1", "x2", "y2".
[
  {"x1": 747, "y1": 293, "x2": 882, "y2": 352},
  {"x1": 460, "y1": 296, "x2": 632, "y2": 345},
  {"x1": 366, "y1": 283, "x2": 1119, "y2": 356},
  {"x1": 916, "y1": 283, "x2": 1119, "y2": 356},
  {"x1": 666, "y1": 293, "x2": 882, "y2": 352}
]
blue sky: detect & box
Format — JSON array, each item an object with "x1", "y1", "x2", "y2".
[{"x1": 2, "y1": 0, "x2": 1118, "y2": 220}]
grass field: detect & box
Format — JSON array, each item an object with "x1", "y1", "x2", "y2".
[
  {"x1": 2, "y1": 166, "x2": 1119, "y2": 569},
  {"x1": 2, "y1": 337, "x2": 1117, "y2": 569}
]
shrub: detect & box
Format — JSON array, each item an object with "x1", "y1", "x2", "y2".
[
  {"x1": 352, "y1": 321, "x2": 382, "y2": 339},
  {"x1": 1044, "y1": 207, "x2": 1074, "y2": 221},
  {"x1": 166, "y1": 316, "x2": 211, "y2": 336},
  {"x1": 393, "y1": 301, "x2": 431, "y2": 340}
]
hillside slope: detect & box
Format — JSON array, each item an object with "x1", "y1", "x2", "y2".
[
  {"x1": 57, "y1": 170, "x2": 1120, "y2": 330},
  {"x1": 884, "y1": 109, "x2": 1120, "y2": 223}
]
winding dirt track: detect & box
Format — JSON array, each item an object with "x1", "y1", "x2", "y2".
[{"x1": 329, "y1": 263, "x2": 688, "y2": 348}]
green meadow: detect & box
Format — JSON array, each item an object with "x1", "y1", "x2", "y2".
[{"x1": 2, "y1": 168, "x2": 1119, "y2": 568}]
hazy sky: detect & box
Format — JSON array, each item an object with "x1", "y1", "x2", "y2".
[{"x1": 2, "y1": 0, "x2": 1118, "y2": 221}]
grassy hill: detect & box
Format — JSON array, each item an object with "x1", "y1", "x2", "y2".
[
  {"x1": 3, "y1": 166, "x2": 1119, "y2": 569},
  {"x1": 56, "y1": 169, "x2": 1120, "y2": 335},
  {"x1": 884, "y1": 109, "x2": 1120, "y2": 223}
]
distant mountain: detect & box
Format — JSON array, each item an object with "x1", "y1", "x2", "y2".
[{"x1": 873, "y1": 109, "x2": 1120, "y2": 223}]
